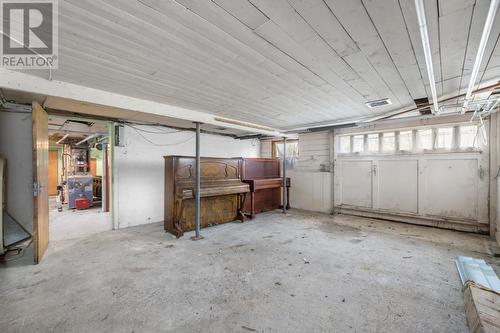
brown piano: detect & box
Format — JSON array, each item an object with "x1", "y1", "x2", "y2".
[
  {"x1": 241, "y1": 158, "x2": 291, "y2": 219},
  {"x1": 164, "y1": 156, "x2": 249, "y2": 237}
]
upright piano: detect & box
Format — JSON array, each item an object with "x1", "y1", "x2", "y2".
[
  {"x1": 164, "y1": 156, "x2": 249, "y2": 237},
  {"x1": 240, "y1": 158, "x2": 291, "y2": 219}
]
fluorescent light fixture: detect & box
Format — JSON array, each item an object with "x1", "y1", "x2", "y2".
[
  {"x1": 214, "y1": 117, "x2": 276, "y2": 132},
  {"x1": 76, "y1": 133, "x2": 98, "y2": 146},
  {"x1": 56, "y1": 133, "x2": 69, "y2": 144},
  {"x1": 415, "y1": 0, "x2": 439, "y2": 114},
  {"x1": 463, "y1": 0, "x2": 500, "y2": 111}
]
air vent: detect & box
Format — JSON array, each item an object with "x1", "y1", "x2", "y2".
[{"x1": 365, "y1": 98, "x2": 392, "y2": 108}]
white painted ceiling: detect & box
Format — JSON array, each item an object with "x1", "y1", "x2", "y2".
[{"x1": 15, "y1": 0, "x2": 500, "y2": 130}]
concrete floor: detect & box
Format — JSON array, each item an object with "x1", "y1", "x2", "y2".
[
  {"x1": 49, "y1": 197, "x2": 111, "y2": 241},
  {"x1": 1, "y1": 209, "x2": 499, "y2": 332}
]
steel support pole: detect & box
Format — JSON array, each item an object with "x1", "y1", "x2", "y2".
[
  {"x1": 192, "y1": 122, "x2": 203, "y2": 240},
  {"x1": 282, "y1": 137, "x2": 287, "y2": 214}
]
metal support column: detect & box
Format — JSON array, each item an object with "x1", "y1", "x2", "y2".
[
  {"x1": 191, "y1": 122, "x2": 203, "y2": 240},
  {"x1": 282, "y1": 137, "x2": 287, "y2": 214}
]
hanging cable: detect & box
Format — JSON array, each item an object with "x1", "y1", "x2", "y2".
[
  {"x1": 125, "y1": 124, "x2": 184, "y2": 135},
  {"x1": 130, "y1": 125, "x2": 196, "y2": 146}
]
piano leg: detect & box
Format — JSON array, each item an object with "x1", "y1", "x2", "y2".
[
  {"x1": 237, "y1": 193, "x2": 248, "y2": 222},
  {"x1": 250, "y1": 192, "x2": 255, "y2": 219},
  {"x1": 286, "y1": 185, "x2": 291, "y2": 210}
]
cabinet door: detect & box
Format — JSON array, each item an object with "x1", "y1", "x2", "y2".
[
  {"x1": 375, "y1": 160, "x2": 418, "y2": 213},
  {"x1": 340, "y1": 160, "x2": 373, "y2": 208},
  {"x1": 421, "y1": 159, "x2": 479, "y2": 220}
]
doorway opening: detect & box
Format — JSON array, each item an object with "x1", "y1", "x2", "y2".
[{"x1": 47, "y1": 115, "x2": 113, "y2": 241}]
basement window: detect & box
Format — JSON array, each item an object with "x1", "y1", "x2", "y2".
[
  {"x1": 459, "y1": 125, "x2": 478, "y2": 148},
  {"x1": 381, "y1": 132, "x2": 395, "y2": 152},
  {"x1": 339, "y1": 136, "x2": 351, "y2": 153},
  {"x1": 352, "y1": 135, "x2": 364, "y2": 152},
  {"x1": 417, "y1": 129, "x2": 433, "y2": 150},
  {"x1": 436, "y1": 127, "x2": 453, "y2": 149},
  {"x1": 367, "y1": 133, "x2": 379, "y2": 152},
  {"x1": 273, "y1": 140, "x2": 299, "y2": 169},
  {"x1": 399, "y1": 131, "x2": 413, "y2": 151}
]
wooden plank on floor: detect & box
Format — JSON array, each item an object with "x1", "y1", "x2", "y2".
[{"x1": 463, "y1": 283, "x2": 500, "y2": 333}]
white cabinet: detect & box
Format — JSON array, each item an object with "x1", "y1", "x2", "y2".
[
  {"x1": 420, "y1": 159, "x2": 483, "y2": 221},
  {"x1": 376, "y1": 160, "x2": 418, "y2": 214},
  {"x1": 339, "y1": 160, "x2": 373, "y2": 208},
  {"x1": 334, "y1": 153, "x2": 489, "y2": 232}
]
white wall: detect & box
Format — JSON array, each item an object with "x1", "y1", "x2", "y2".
[
  {"x1": 288, "y1": 170, "x2": 333, "y2": 213},
  {"x1": 113, "y1": 126, "x2": 260, "y2": 229},
  {"x1": 287, "y1": 130, "x2": 334, "y2": 213},
  {"x1": 296, "y1": 131, "x2": 331, "y2": 171},
  {"x1": 0, "y1": 111, "x2": 33, "y2": 237}
]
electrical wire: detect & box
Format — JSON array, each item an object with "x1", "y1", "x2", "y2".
[
  {"x1": 130, "y1": 126, "x2": 196, "y2": 146},
  {"x1": 125, "y1": 124, "x2": 183, "y2": 135},
  {"x1": 0, "y1": 238, "x2": 33, "y2": 263}
]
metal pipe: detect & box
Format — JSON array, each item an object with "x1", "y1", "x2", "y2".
[
  {"x1": 463, "y1": 0, "x2": 500, "y2": 111},
  {"x1": 56, "y1": 133, "x2": 69, "y2": 144},
  {"x1": 192, "y1": 122, "x2": 203, "y2": 240},
  {"x1": 282, "y1": 137, "x2": 287, "y2": 214},
  {"x1": 415, "y1": 0, "x2": 439, "y2": 114}
]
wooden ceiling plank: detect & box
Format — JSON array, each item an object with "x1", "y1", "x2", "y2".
[
  {"x1": 212, "y1": 0, "x2": 269, "y2": 29},
  {"x1": 323, "y1": 0, "x2": 415, "y2": 107},
  {"x1": 287, "y1": 0, "x2": 359, "y2": 57},
  {"x1": 60, "y1": 0, "x2": 338, "y2": 122},
  {"x1": 399, "y1": 0, "x2": 443, "y2": 98},
  {"x1": 172, "y1": 0, "x2": 373, "y2": 116},
  {"x1": 439, "y1": 3, "x2": 474, "y2": 97},
  {"x1": 254, "y1": 20, "x2": 375, "y2": 109},
  {"x1": 91, "y1": 0, "x2": 360, "y2": 116},
  {"x1": 248, "y1": 0, "x2": 317, "y2": 43},
  {"x1": 362, "y1": 0, "x2": 427, "y2": 100}
]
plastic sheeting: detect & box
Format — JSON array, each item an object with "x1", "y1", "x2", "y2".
[{"x1": 455, "y1": 256, "x2": 500, "y2": 293}]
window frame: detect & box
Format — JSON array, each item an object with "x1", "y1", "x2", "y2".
[
  {"x1": 272, "y1": 139, "x2": 299, "y2": 158},
  {"x1": 335, "y1": 122, "x2": 483, "y2": 156}
]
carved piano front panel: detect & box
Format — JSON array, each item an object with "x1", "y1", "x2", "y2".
[{"x1": 164, "y1": 156, "x2": 249, "y2": 237}]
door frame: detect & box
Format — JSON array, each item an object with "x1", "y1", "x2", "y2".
[{"x1": 32, "y1": 110, "x2": 115, "y2": 263}]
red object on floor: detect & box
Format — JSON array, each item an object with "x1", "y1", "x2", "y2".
[{"x1": 75, "y1": 198, "x2": 90, "y2": 210}]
